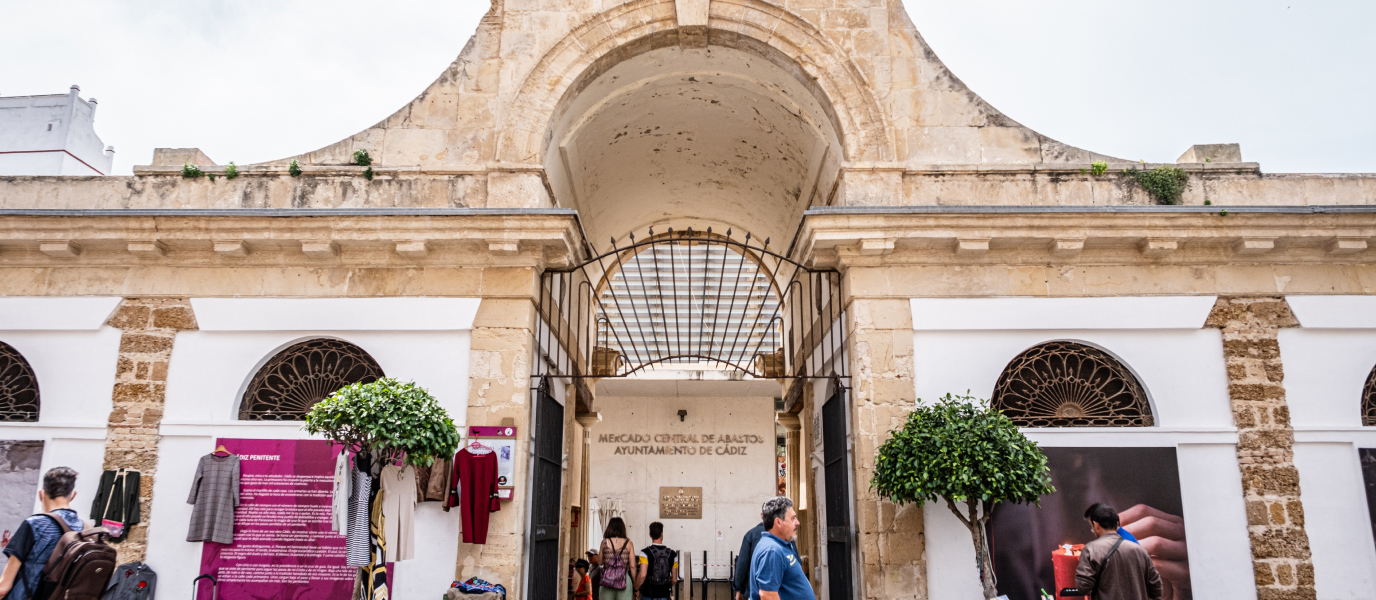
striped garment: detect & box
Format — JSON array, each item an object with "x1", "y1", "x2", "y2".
[
  {"x1": 364, "y1": 485, "x2": 389, "y2": 600},
  {"x1": 346, "y1": 469, "x2": 372, "y2": 567}
]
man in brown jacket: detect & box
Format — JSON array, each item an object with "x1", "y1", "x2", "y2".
[{"x1": 1076, "y1": 503, "x2": 1163, "y2": 600}]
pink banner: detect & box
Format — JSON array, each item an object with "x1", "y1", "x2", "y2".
[{"x1": 198, "y1": 438, "x2": 353, "y2": 600}]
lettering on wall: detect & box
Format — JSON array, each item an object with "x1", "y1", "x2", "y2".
[{"x1": 596, "y1": 432, "x2": 766, "y2": 456}]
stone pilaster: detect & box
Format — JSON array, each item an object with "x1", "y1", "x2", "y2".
[
  {"x1": 458, "y1": 294, "x2": 537, "y2": 595},
  {"x1": 1205, "y1": 297, "x2": 1315, "y2": 600},
  {"x1": 845, "y1": 296, "x2": 925, "y2": 600},
  {"x1": 102, "y1": 297, "x2": 198, "y2": 563}
]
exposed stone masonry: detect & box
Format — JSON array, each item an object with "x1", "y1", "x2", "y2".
[
  {"x1": 102, "y1": 297, "x2": 198, "y2": 563},
  {"x1": 1205, "y1": 297, "x2": 1314, "y2": 600},
  {"x1": 846, "y1": 297, "x2": 925, "y2": 599}
]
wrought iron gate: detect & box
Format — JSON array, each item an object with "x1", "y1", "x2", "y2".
[
  {"x1": 528, "y1": 377, "x2": 564, "y2": 600},
  {"x1": 534, "y1": 228, "x2": 843, "y2": 380},
  {"x1": 822, "y1": 380, "x2": 854, "y2": 600}
]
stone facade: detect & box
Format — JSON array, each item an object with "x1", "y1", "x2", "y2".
[
  {"x1": 1206, "y1": 297, "x2": 1315, "y2": 600},
  {"x1": 101, "y1": 297, "x2": 197, "y2": 563},
  {"x1": 846, "y1": 297, "x2": 924, "y2": 599}
]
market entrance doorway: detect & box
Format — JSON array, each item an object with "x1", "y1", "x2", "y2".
[{"x1": 531, "y1": 230, "x2": 850, "y2": 599}]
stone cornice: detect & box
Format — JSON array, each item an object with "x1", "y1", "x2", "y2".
[
  {"x1": 798, "y1": 206, "x2": 1376, "y2": 268},
  {"x1": 0, "y1": 210, "x2": 584, "y2": 268}
]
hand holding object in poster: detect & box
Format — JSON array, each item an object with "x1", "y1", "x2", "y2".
[{"x1": 1118, "y1": 504, "x2": 1190, "y2": 600}]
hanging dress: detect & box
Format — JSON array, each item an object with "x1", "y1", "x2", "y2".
[
  {"x1": 346, "y1": 467, "x2": 373, "y2": 566},
  {"x1": 364, "y1": 483, "x2": 389, "y2": 600}
]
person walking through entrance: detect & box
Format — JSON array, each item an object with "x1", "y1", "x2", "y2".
[
  {"x1": 636, "y1": 522, "x2": 678, "y2": 600},
  {"x1": 1076, "y1": 503, "x2": 1163, "y2": 600},
  {"x1": 749, "y1": 497, "x2": 813, "y2": 600},
  {"x1": 733, "y1": 503, "x2": 769, "y2": 600},
  {"x1": 598, "y1": 517, "x2": 635, "y2": 600}
]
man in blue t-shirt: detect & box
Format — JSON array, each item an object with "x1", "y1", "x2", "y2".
[
  {"x1": 0, "y1": 467, "x2": 85, "y2": 600},
  {"x1": 749, "y1": 496, "x2": 814, "y2": 600}
]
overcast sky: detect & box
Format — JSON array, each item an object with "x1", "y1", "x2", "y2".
[{"x1": 2, "y1": 0, "x2": 1371, "y2": 175}]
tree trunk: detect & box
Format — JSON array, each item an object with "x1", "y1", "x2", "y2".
[{"x1": 946, "y1": 498, "x2": 999, "y2": 599}]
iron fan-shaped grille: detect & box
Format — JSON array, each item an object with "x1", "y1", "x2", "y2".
[
  {"x1": 991, "y1": 341, "x2": 1153, "y2": 427},
  {"x1": 0, "y1": 341, "x2": 40, "y2": 422},
  {"x1": 1363, "y1": 364, "x2": 1376, "y2": 426},
  {"x1": 238, "y1": 338, "x2": 384, "y2": 421}
]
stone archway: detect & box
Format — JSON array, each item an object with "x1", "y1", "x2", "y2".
[{"x1": 496, "y1": 0, "x2": 893, "y2": 168}]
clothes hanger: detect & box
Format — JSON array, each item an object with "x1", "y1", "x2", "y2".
[
  {"x1": 466, "y1": 439, "x2": 493, "y2": 455},
  {"x1": 212, "y1": 445, "x2": 232, "y2": 457}
]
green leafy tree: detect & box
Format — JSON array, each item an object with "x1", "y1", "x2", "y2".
[
  {"x1": 872, "y1": 393, "x2": 1054, "y2": 599},
  {"x1": 304, "y1": 377, "x2": 460, "y2": 468}
]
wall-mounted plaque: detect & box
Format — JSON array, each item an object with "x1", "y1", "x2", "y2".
[{"x1": 659, "y1": 487, "x2": 703, "y2": 519}]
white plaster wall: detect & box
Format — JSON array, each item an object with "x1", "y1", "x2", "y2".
[
  {"x1": 587, "y1": 394, "x2": 775, "y2": 577},
  {"x1": 1292, "y1": 443, "x2": 1376, "y2": 599},
  {"x1": 913, "y1": 329, "x2": 1233, "y2": 430},
  {"x1": 913, "y1": 297, "x2": 1251, "y2": 600},
  {"x1": 0, "y1": 90, "x2": 113, "y2": 175},
  {"x1": 0, "y1": 297, "x2": 124, "y2": 519},
  {"x1": 147, "y1": 298, "x2": 477, "y2": 600},
  {"x1": 1278, "y1": 329, "x2": 1376, "y2": 428},
  {"x1": 1274, "y1": 308, "x2": 1376, "y2": 597}
]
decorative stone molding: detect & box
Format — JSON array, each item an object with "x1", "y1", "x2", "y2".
[
  {"x1": 1326, "y1": 236, "x2": 1368, "y2": 254},
  {"x1": 1139, "y1": 237, "x2": 1179, "y2": 257},
  {"x1": 954, "y1": 237, "x2": 990, "y2": 256},
  {"x1": 395, "y1": 240, "x2": 430, "y2": 258},
  {"x1": 0, "y1": 211, "x2": 582, "y2": 269},
  {"x1": 300, "y1": 240, "x2": 339, "y2": 258},
  {"x1": 1205, "y1": 297, "x2": 1314, "y2": 600},
  {"x1": 1233, "y1": 237, "x2": 1277, "y2": 255},
  {"x1": 102, "y1": 297, "x2": 198, "y2": 563},
  {"x1": 38, "y1": 239, "x2": 81, "y2": 257},
  {"x1": 127, "y1": 240, "x2": 167, "y2": 257}
]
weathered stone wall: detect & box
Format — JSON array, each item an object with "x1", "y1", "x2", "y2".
[
  {"x1": 457, "y1": 297, "x2": 538, "y2": 593},
  {"x1": 101, "y1": 297, "x2": 198, "y2": 563},
  {"x1": 845, "y1": 296, "x2": 924, "y2": 599},
  {"x1": 1205, "y1": 297, "x2": 1315, "y2": 600}
]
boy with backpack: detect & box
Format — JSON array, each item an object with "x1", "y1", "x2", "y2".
[
  {"x1": 635, "y1": 522, "x2": 678, "y2": 600},
  {"x1": 0, "y1": 467, "x2": 88, "y2": 600}
]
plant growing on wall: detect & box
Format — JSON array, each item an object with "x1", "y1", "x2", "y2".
[
  {"x1": 289, "y1": 159, "x2": 302, "y2": 177},
  {"x1": 872, "y1": 393, "x2": 1054, "y2": 599},
  {"x1": 224, "y1": 162, "x2": 239, "y2": 180},
  {"x1": 1124, "y1": 165, "x2": 1190, "y2": 205},
  {"x1": 1090, "y1": 160, "x2": 1108, "y2": 176},
  {"x1": 303, "y1": 377, "x2": 461, "y2": 467},
  {"x1": 181, "y1": 163, "x2": 204, "y2": 178},
  {"x1": 363, "y1": 167, "x2": 374, "y2": 181},
  {"x1": 353, "y1": 149, "x2": 373, "y2": 167}
]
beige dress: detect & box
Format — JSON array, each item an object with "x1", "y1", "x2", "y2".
[{"x1": 379, "y1": 463, "x2": 417, "y2": 561}]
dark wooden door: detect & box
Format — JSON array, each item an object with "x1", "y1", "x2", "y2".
[
  {"x1": 529, "y1": 377, "x2": 565, "y2": 600},
  {"x1": 822, "y1": 382, "x2": 853, "y2": 600}
]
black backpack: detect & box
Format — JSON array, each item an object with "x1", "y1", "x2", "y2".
[{"x1": 644, "y1": 545, "x2": 676, "y2": 587}]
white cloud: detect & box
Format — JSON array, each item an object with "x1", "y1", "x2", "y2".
[{"x1": 1, "y1": 0, "x2": 1371, "y2": 174}]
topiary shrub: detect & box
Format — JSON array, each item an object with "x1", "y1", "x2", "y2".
[
  {"x1": 303, "y1": 377, "x2": 461, "y2": 467},
  {"x1": 872, "y1": 393, "x2": 1055, "y2": 599}
]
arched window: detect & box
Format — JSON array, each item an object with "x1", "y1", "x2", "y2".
[
  {"x1": 991, "y1": 341, "x2": 1153, "y2": 427},
  {"x1": 1363, "y1": 364, "x2": 1376, "y2": 427},
  {"x1": 238, "y1": 338, "x2": 384, "y2": 421},
  {"x1": 0, "y1": 341, "x2": 40, "y2": 422}
]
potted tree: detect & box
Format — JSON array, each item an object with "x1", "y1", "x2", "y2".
[
  {"x1": 304, "y1": 377, "x2": 461, "y2": 467},
  {"x1": 871, "y1": 393, "x2": 1055, "y2": 599}
]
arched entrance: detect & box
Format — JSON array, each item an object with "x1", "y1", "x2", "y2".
[
  {"x1": 530, "y1": 229, "x2": 849, "y2": 600},
  {"x1": 519, "y1": 9, "x2": 866, "y2": 597}
]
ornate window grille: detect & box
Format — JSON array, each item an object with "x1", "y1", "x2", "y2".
[
  {"x1": 1363, "y1": 364, "x2": 1376, "y2": 427},
  {"x1": 238, "y1": 338, "x2": 384, "y2": 421},
  {"x1": 0, "y1": 341, "x2": 40, "y2": 422},
  {"x1": 991, "y1": 341, "x2": 1153, "y2": 427}
]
